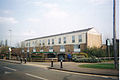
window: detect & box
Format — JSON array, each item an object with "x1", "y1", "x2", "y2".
[
  {"x1": 52, "y1": 39, "x2": 54, "y2": 44},
  {"x1": 33, "y1": 48, "x2": 36, "y2": 52},
  {"x1": 78, "y1": 35, "x2": 82, "y2": 42},
  {"x1": 48, "y1": 39, "x2": 50, "y2": 45},
  {"x1": 58, "y1": 38, "x2": 61, "y2": 44},
  {"x1": 32, "y1": 41, "x2": 34, "y2": 46},
  {"x1": 43, "y1": 40, "x2": 45, "y2": 45},
  {"x1": 60, "y1": 45, "x2": 65, "y2": 49},
  {"x1": 26, "y1": 43, "x2": 28, "y2": 47},
  {"x1": 72, "y1": 36, "x2": 75, "y2": 43},
  {"x1": 49, "y1": 46, "x2": 53, "y2": 49},
  {"x1": 39, "y1": 40, "x2": 41, "y2": 45},
  {"x1": 35, "y1": 41, "x2": 37, "y2": 46},
  {"x1": 28, "y1": 42, "x2": 30, "y2": 47},
  {"x1": 63, "y1": 37, "x2": 66, "y2": 43},
  {"x1": 74, "y1": 44, "x2": 80, "y2": 52},
  {"x1": 74, "y1": 45, "x2": 80, "y2": 49}
]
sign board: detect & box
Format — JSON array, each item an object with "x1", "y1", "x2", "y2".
[
  {"x1": 9, "y1": 48, "x2": 12, "y2": 51},
  {"x1": 106, "y1": 39, "x2": 110, "y2": 46}
]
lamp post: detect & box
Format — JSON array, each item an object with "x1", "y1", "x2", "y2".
[
  {"x1": 8, "y1": 29, "x2": 12, "y2": 59},
  {"x1": 113, "y1": 0, "x2": 118, "y2": 69}
]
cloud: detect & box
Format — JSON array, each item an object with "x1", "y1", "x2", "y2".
[
  {"x1": 33, "y1": 1, "x2": 58, "y2": 9},
  {"x1": 23, "y1": 30, "x2": 38, "y2": 39},
  {"x1": 89, "y1": 0, "x2": 110, "y2": 5},
  {"x1": 27, "y1": 18, "x2": 41, "y2": 23},
  {"x1": 32, "y1": 1, "x2": 69, "y2": 19},
  {"x1": 0, "y1": 17, "x2": 18, "y2": 24},
  {"x1": 2, "y1": 10, "x2": 12, "y2": 14},
  {"x1": 44, "y1": 8, "x2": 69, "y2": 19}
]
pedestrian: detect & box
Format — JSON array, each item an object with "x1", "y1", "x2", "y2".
[
  {"x1": 67, "y1": 54, "x2": 72, "y2": 61},
  {"x1": 24, "y1": 58, "x2": 27, "y2": 64},
  {"x1": 20, "y1": 57, "x2": 23, "y2": 63}
]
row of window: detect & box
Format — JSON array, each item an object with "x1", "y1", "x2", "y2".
[
  {"x1": 42, "y1": 35, "x2": 82, "y2": 45},
  {"x1": 30, "y1": 45, "x2": 80, "y2": 52},
  {"x1": 26, "y1": 35, "x2": 82, "y2": 47}
]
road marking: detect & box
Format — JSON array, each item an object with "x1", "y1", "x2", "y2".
[
  {"x1": 23, "y1": 63, "x2": 48, "y2": 69},
  {"x1": 4, "y1": 71, "x2": 11, "y2": 74},
  {"x1": 4, "y1": 66, "x2": 17, "y2": 71},
  {"x1": 50, "y1": 69, "x2": 118, "y2": 79},
  {"x1": 25, "y1": 73, "x2": 48, "y2": 80}
]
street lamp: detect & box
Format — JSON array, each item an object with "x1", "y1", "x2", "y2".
[
  {"x1": 113, "y1": 0, "x2": 118, "y2": 69},
  {"x1": 8, "y1": 29, "x2": 12, "y2": 59}
]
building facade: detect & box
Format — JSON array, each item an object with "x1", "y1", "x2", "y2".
[{"x1": 22, "y1": 28, "x2": 102, "y2": 54}]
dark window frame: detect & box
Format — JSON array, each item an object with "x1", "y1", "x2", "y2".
[
  {"x1": 52, "y1": 39, "x2": 54, "y2": 44},
  {"x1": 59, "y1": 38, "x2": 61, "y2": 44},
  {"x1": 63, "y1": 37, "x2": 66, "y2": 43},
  {"x1": 78, "y1": 35, "x2": 82, "y2": 42},
  {"x1": 72, "y1": 36, "x2": 75, "y2": 43}
]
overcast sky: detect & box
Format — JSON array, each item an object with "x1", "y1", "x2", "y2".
[{"x1": 0, "y1": 0, "x2": 119, "y2": 47}]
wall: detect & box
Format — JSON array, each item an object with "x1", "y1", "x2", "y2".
[{"x1": 87, "y1": 29, "x2": 102, "y2": 48}]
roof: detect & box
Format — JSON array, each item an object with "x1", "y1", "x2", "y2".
[{"x1": 25, "y1": 27, "x2": 93, "y2": 41}]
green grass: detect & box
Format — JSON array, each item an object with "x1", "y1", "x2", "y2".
[{"x1": 79, "y1": 63, "x2": 114, "y2": 69}]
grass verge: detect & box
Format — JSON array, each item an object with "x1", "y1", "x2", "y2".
[{"x1": 79, "y1": 63, "x2": 114, "y2": 69}]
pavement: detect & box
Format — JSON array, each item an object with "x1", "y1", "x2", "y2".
[{"x1": 0, "y1": 59, "x2": 119, "y2": 77}]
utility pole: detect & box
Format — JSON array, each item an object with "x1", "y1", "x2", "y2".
[{"x1": 113, "y1": 0, "x2": 118, "y2": 69}]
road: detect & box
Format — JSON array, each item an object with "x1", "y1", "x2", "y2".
[{"x1": 0, "y1": 61, "x2": 118, "y2": 80}]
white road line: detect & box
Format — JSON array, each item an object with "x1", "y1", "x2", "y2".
[
  {"x1": 4, "y1": 71, "x2": 11, "y2": 74},
  {"x1": 25, "y1": 73, "x2": 48, "y2": 80},
  {"x1": 50, "y1": 69, "x2": 118, "y2": 79},
  {"x1": 4, "y1": 66, "x2": 17, "y2": 71}
]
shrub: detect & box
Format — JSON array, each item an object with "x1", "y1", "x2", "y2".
[
  {"x1": 82, "y1": 47, "x2": 107, "y2": 58},
  {"x1": 72, "y1": 57, "x2": 101, "y2": 63}
]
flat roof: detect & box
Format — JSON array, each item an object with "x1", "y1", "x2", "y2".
[{"x1": 25, "y1": 27, "x2": 93, "y2": 41}]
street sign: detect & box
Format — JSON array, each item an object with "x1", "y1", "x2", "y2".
[
  {"x1": 106, "y1": 39, "x2": 110, "y2": 46},
  {"x1": 9, "y1": 48, "x2": 12, "y2": 51}
]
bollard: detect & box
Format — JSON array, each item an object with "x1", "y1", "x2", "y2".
[
  {"x1": 60, "y1": 60, "x2": 63, "y2": 68},
  {"x1": 51, "y1": 59, "x2": 53, "y2": 67}
]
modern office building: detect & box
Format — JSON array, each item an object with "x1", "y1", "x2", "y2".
[{"x1": 21, "y1": 27, "x2": 102, "y2": 61}]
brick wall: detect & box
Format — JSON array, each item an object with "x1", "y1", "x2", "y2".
[
  {"x1": 80, "y1": 43, "x2": 87, "y2": 51},
  {"x1": 65, "y1": 44, "x2": 74, "y2": 53}
]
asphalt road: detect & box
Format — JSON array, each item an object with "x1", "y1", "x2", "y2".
[{"x1": 0, "y1": 61, "x2": 118, "y2": 80}]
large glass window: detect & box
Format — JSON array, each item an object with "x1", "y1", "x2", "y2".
[
  {"x1": 52, "y1": 39, "x2": 54, "y2": 44},
  {"x1": 58, "y1": 38, "x2": 61, "y2": 44},
  {"x1": 72, "y1": 36, "x2": 75, "y2": 43},
  {"x1": 78, "y1": 35, "x2": 82, "y2": 42},
  {"x1": 63, "y1": 37, "x2": 66, "y2": 43},
  {"x1": 48, "y1": 39, "x2": 50, "y2": 45}
]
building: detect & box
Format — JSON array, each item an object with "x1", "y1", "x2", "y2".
[{"x1": 21, "y1": 27, "x2": 102, "y2": 61}]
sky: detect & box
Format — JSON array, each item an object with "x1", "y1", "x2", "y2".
[{"x1": 0, "y1": 0, "x2": 119, "y2": 47}]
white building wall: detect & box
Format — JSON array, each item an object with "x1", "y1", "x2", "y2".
[{"x1": 25, "y1": 31, "x2": 87, "y2": 47}]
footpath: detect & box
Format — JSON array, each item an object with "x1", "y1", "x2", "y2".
[{"x1": 0, "y1": 59, "x2": 119, "y2": 77}]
